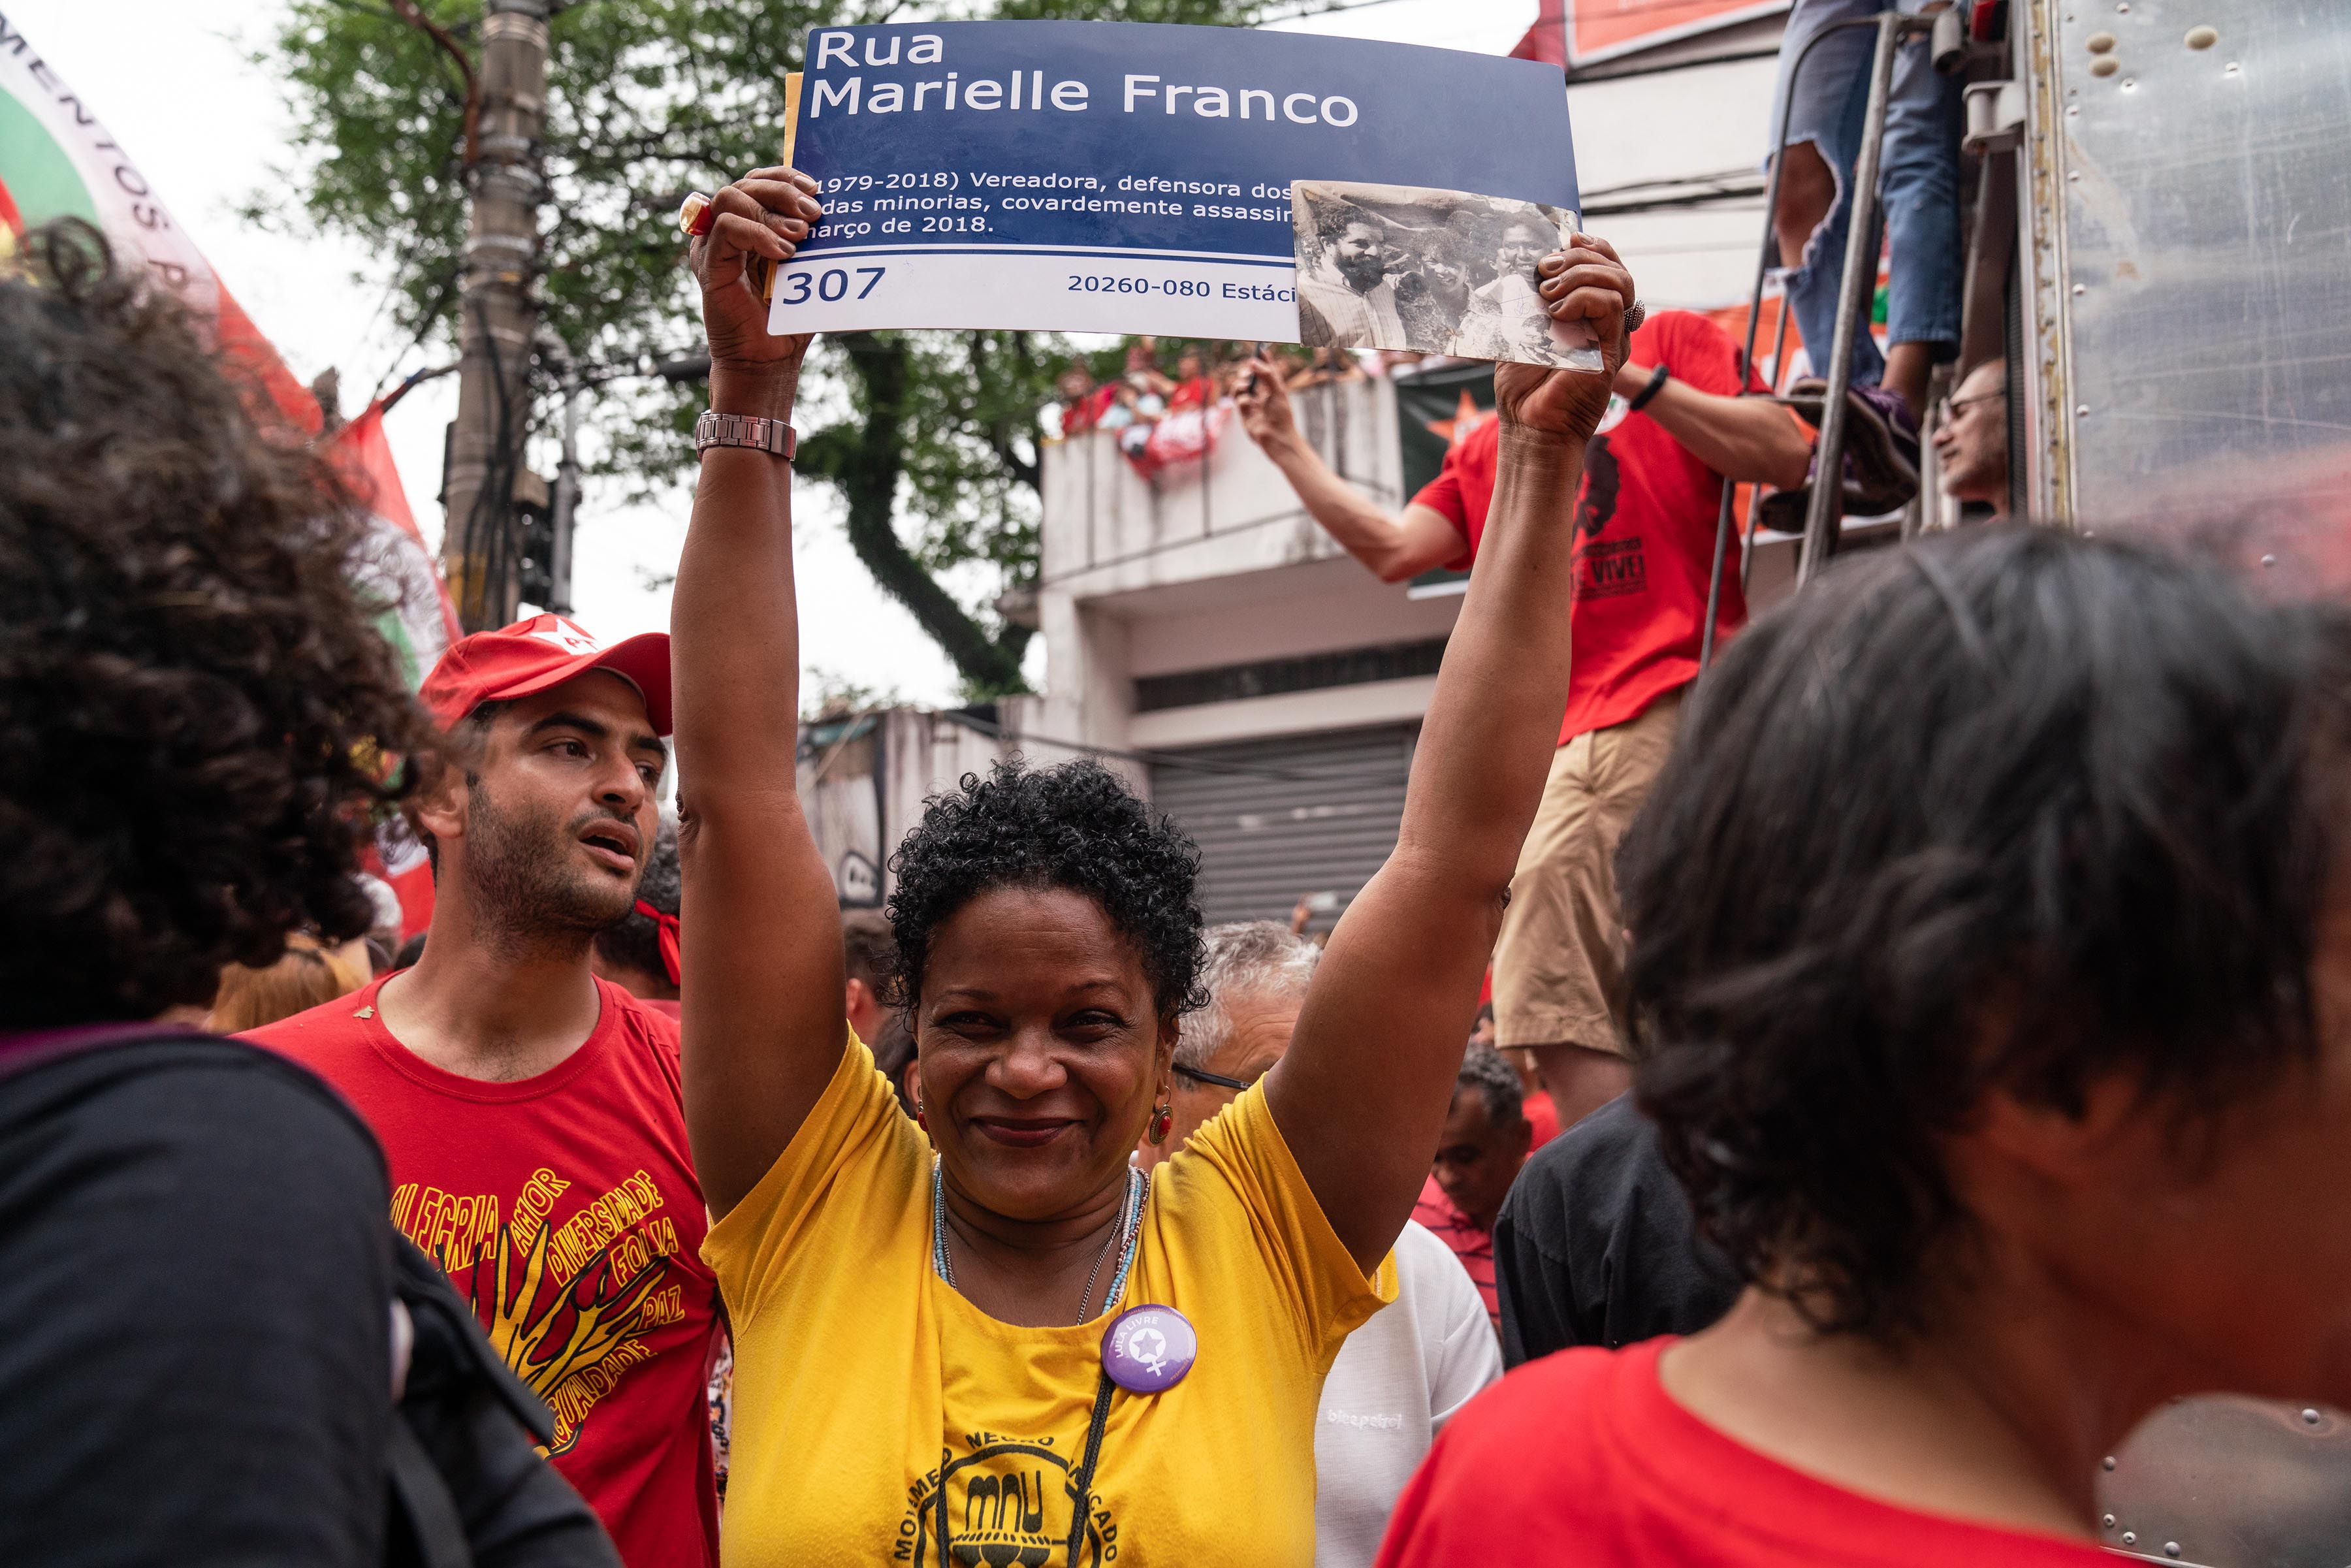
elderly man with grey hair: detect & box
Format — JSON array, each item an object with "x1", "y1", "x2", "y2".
[{"x1": 1140, "y1": 921, "x2": 1501, "y2": 1568}]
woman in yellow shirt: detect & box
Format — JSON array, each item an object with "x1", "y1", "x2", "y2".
[{"x1": 669, "y1": 165, "x2": 1636, "y2": 1567}]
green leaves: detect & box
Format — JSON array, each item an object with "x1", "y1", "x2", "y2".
[{"x1": 259, "y1": 0, "x2": 1265, "y2": 692}]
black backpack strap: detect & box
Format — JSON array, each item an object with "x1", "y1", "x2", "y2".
[
  {"x1": 392, "y1": 1236, "x2": 558, "y2": 1445},
  {"x1": 387, "y1": 1416, "x2": 475, "y2": 1568},
  {"x1": 391, "y1": 1235, "x2": 621, "y2": 1568}
]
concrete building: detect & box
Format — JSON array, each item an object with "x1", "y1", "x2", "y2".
[{"x1": 1023, "y1": 15, "x2": 1800, "y2": 927}]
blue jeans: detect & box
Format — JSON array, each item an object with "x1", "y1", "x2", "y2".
[{"x1": 1767, "y1": 0, "x2": 1962, "y2": 389}]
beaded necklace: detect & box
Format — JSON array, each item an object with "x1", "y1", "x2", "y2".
[{"x1": 930, "y1": 1159, "x2": 1149, "y2": 1325}]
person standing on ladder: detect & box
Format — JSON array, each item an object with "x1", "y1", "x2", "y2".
[
  {"x1": 1231, "y1": 320, "x2": 1811, "y2": 1131},
  {"x1": 1766, "y1": 0, "x2": 1964, "y2": 469}
]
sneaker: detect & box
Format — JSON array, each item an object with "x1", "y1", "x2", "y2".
[
  {"x1": 1755, "y1": 447, "x2": 1912, "y2": 536},
  {"x1": 1775, "y1": 378, "x2": 1921, "y2": 515}
]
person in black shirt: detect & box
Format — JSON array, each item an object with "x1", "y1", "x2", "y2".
[
  {"x1": 0, "y1": 1036, "x2": 402, "y2": 1561},
  {"x1": 1493, "y1": 1093, "x2": 1740, "y2": 1366}
]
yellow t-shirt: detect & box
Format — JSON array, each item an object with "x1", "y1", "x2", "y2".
[{"x1": 704, "y1": 1034, "x2": 1394, "y2": 1567}]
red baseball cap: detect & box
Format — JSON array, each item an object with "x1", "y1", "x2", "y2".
[{"x1": 419, "y1": 613, "x2": 673, "y2": 736}]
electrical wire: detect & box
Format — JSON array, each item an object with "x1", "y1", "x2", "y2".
[
  {"x1": 1567, "y1": 42, "x2": 1782, "y2": 83},
  {"x1": 1582, "y1": 166, "x2": 1770, "y2": 200},
  {"x1": 366, "y1": 264, "x2": 466, "y2": 406},
  {"x1": 462, "y1": 295, "x2": 528, "y2": 627}
]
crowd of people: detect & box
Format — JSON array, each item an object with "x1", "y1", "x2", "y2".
[
  {"x1": 1053, "y1": 334, "x2": 1433, "y2": 441},
  {"x1": 4, "y1": 125, "x2": 2348, "y2": 1568}
]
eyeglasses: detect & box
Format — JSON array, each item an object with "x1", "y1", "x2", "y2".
[{"x1": 1174, "y1": 1062, "x2": 1256, "y2": 1093}]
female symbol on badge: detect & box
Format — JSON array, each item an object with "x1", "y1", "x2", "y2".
[{"x1": 1102, "y1": 1305, "x2": 1198, "y2": 1394}]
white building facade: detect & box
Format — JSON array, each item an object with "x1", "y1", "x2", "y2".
[{"x1": 1023, "y1": 12, "x2": 1800, "y2": 925}]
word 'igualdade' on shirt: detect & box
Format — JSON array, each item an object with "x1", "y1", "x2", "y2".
[{"x1": 806, "y1": 31, "x2": 1362, "y2": 127}]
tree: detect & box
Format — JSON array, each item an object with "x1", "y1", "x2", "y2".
[{"x1": 255, "y1": 0, "x2": 1268, "y2": 695}]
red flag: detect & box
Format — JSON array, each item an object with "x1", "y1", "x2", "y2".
[
  {"x1": 332, "y1": 401, "x2": 462, "y2": 689},
  {"x1": 1118, "y1": 402, "x2": 1232, "y2": 479},
  {"x1": 1, "y1": 25, "x2": 452, "y2": 940},
  {"x1": 331, "y1": 402, "x2": 458, "y2": 941}
]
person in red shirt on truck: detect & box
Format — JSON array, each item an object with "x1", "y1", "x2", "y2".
[
  {"x1": 250, "y1": 615, "x2": 720, "y2": 1568},
  {"x1": 1233, "y1": 315, "x2": 1810, "y2": 1130}
]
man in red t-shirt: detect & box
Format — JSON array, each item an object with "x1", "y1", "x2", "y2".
[
  {"x1": 1234, "y1": 317, "x2": 1810, "y2": 1128},
  {"x1": 250, "y1": 614, "x2": 720, "y2": 1568}
]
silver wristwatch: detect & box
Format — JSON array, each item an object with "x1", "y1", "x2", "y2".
[{"x1": 694, "y1": 410, "x2": 797, "y2": 460}]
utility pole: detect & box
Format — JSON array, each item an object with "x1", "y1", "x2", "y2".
[
  {"x1": 439, "y1": 0, "x2": 551, "y2": 631},
  {"x1": 545, "y1": 370, "x2": 583, "y2": 615}
]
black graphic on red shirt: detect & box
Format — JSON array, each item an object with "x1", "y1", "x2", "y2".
[
  {"x1": 1573, "y1": 434, "x2": 1621, "y2": 539},
  {"x1": 1571, "y1": 435, "x2": 1648, "y2": 601}
]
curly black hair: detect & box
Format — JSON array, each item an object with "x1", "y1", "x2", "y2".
[
  {"x1": 884, "y1": 757, "x2": 1207, "y2": 1019},
  {"x1": 1619, "y1": 526, "x2": 2351, "y2": 1341},
  {"x1": 1454, "y1": 1042, "x2": 1526, "y2": 1130},
  {"x1": 1, "y1": 221, "x2": 431, "y2": 1029}
]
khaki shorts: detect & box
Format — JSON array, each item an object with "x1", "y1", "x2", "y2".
[{"x1": 1492, "y1": 689, "x2": 1683, "y2": 1056}]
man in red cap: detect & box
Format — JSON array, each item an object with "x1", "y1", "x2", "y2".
[{"x1": 249, "y1": 613, "x2": 720, "y2": 1568}]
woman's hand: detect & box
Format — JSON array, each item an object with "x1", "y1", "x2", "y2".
[
  {"x1": 1494, "y1": 235, "x2": 1636, "y2": 445},
  {"x1": 690, "y1": 166, "x2": 822, "y2": 392}
]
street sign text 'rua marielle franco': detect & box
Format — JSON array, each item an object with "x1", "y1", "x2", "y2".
[{"x1": 766, "y1": 20, "x2": 1580, "y2": 341}]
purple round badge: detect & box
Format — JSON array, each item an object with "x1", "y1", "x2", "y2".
[{"x1": 1100, "y1": 1304, "x2": 1197, "y2": 1394}]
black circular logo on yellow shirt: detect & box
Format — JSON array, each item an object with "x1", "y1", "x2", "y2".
[{"x1": 895, "y1": 1432, "x2": 1119, "y2": 1566}]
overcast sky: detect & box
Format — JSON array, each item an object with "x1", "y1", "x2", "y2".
[{"x1": 11, "y1": 0, "x2": 1527, "y2": 708}]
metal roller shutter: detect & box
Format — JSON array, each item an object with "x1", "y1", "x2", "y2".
[{"x1": 1149, "y1": 724, "x2": 1419, "y2": 927}]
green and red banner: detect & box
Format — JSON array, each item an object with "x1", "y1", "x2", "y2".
[{"x1": 4, "y1": 15, "x2": 456, "y2": 934}]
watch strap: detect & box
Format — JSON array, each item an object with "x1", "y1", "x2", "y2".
[
  {"x1": 1628, "y1": 363, "x2": 1671, "y2": 413},
  {"x1": 694, "y1": 410, "x2": 797, "y2": 460}
]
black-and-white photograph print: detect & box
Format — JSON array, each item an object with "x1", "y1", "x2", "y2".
[{"x1": 1289, "y1": 181, "x2": 1603, "y2": 371}]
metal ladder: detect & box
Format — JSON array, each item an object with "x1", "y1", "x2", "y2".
[{"x1": 1698, "y1": 5, "x2": 1952, "y2": 669}]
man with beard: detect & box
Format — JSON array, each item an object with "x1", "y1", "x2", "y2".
[
  {"x1": 251, "y1": 614, "x2": 721, "y2": 1568},
  {"x1": 1298, "y1": 207, "x2": 1407, "y2": 349}
]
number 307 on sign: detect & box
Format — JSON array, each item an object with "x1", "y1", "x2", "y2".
[{"x1": 776, "y1": 265, "x2": 888, "y2": 304}]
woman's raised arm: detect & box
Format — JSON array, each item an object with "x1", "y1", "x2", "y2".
[
  {"x1": 1264, "y1": 239, "x2": 1637, "y2": 1270},
  {"x1": 672, "y1": 168, "x2": 846, "y2": 1218}
]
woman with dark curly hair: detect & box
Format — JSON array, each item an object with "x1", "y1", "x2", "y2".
[
  {"x1": 0, "y1": 223, "x2": 429, "y2": 1557},
  {"x1": 667, "y1": 168, "x2": 1634, "y2": 1566},
  {"x1": 1381, "y1": 526, "x2": 2351, "y2": 1566}
]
